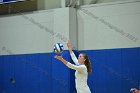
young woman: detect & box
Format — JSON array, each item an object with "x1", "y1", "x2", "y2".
[{"x1": 54, "y1": 40, "x2": 92, "y2": 93}]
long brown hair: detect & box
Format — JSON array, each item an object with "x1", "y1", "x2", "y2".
[{"x1": 82, "y1": 53, "x2": 92, "y2": 73}]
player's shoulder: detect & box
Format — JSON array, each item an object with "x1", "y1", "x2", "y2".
[{"x1": 78, "y1": 64, "x2": 86, "y2": 68}]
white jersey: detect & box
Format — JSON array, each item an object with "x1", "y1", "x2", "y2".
[{"x1": 66, "y1": 52, "x2": 91, "y2": 93}]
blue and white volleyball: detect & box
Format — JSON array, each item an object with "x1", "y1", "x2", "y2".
[{"x1": 54, "y1": 43, "x2": 64, "y2": 53}]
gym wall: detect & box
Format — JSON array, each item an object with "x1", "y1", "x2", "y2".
[{"x1": 0, "y1": 0, "x2": 140, "y2": 93}]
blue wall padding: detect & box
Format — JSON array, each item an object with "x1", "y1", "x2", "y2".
[
  {"x1": 0, "y1": 47, "x2": 139, "y2": 93},
  {"x1": 1, "y1": 53, "x2": 52, "y2": 93},
  {"x1": 0, "y1": 56, "x2": 4, "y2": 93},
  {"x1": 121, "y1": 48, "x2": 139, "y2": 93},
  {"x1": 52, "y1": 50, "x2": 70, "y2": 93},
  {"x1": 137, "y1": 48, "x2": 140, "y2": 89},
  {"x1": 135, "y1": 48, "x2": 139, "y2": 87}
]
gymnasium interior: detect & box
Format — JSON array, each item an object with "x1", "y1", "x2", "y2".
[{"x1": 0, "y1": 0, "x2": 140, "y2": 93}]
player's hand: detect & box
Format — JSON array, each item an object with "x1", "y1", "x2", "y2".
[
  {"x1": 54, "y1": 55, "x2": 63, "y2": 61},
  {"x1": 67, "y1": 40, "x2": 72, "y2": 51}
]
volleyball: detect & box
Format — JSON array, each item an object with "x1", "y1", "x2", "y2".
[{"x1": 54, "y1": 43, "x2": 64, "y2": 53}]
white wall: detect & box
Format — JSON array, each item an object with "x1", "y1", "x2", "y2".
[
  {"x1": 37, "y1": 0, "x2": 133, "y2": 10},
  {"x1": 1, "y1": 0, "x2": 140, "y2": 55},
  {"x1": 44, "y1": 0, "x2": 61, "y2": 9},
  {"x1": 53, "y1": 8, "x2": 77, "y2": 49},
  {"x1": 0, "y1": 10, "x2": 54, "y2": 55},
  {"x1": 77, "y1": 0, "x2": 140, "y2": 50},
  {"x1": 0, "y1": 8, "x2": 77, "y2": 55},
  {"x1": 37, "y1": 0, "x2": 45, "y2": 10}
]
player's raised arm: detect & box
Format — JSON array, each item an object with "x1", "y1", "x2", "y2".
[
  {"x1": 67, "y1": 40, "x2": 73, "y2": 53},
  {"x1": 67, "y1": 40, "x2": 79, "y2": 65}
]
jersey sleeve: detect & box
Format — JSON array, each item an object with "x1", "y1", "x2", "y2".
[
  {"x1": 66, "y1": 62, "x2": 85, "y2": 72},
  {"x1": 70, "y1": 51, "x2": 79, "y2": 65}
]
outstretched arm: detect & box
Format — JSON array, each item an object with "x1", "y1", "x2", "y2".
[
  {"x1": 54, "y1": 55, "x2": 68, "y2": 65},
  {"x1": 54, "y1": 55, "x2": 84, "y2": 72},
  {"x1": 67, "y1": 40, "x2": 73, "y2": 53},
  {"x1": 67, "y1": 40, "x2": 79, "y2": 65}
]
